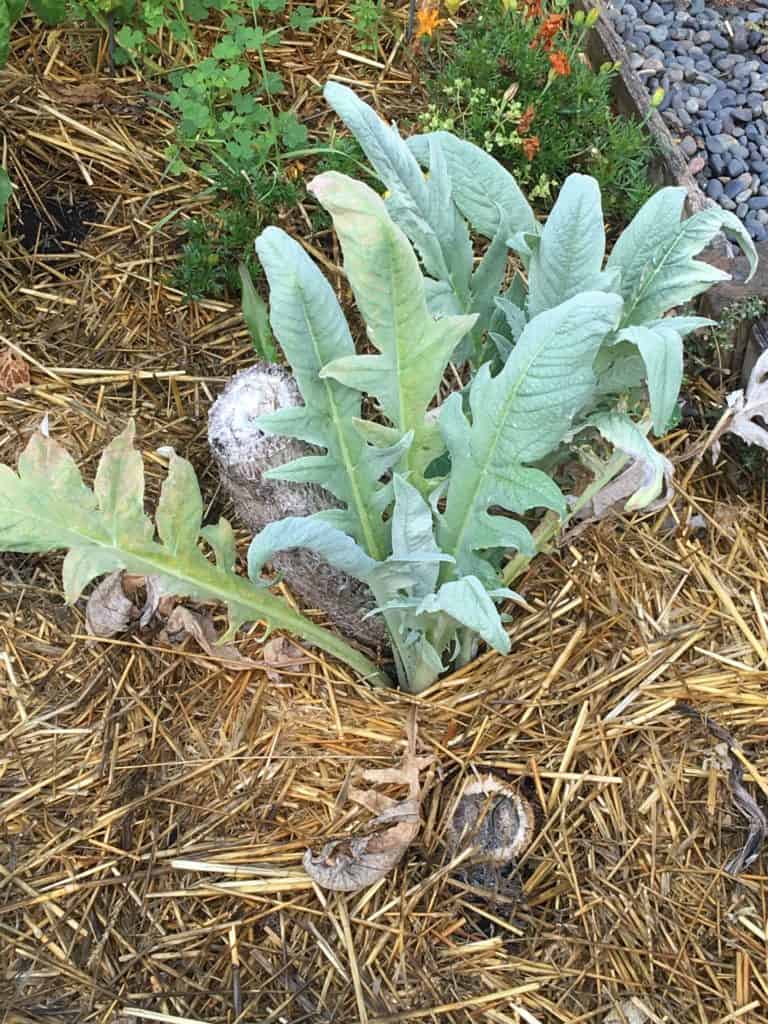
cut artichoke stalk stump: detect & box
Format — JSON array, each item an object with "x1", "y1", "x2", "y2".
[{"x1": 448, "y1": 772, "x2": 539, "y2": 901}]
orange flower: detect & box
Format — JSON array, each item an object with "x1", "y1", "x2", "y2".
[
  {"x1": 522, "y1": 0, "x2": 542, "y2": 16},
  {"x1": 548, "y1": 50, "x2": 571, "y2": 76},
  {"x1": 530, "y1": 12, "x2": 565, "y2": 50},
  {"x1": 522, "y1": 135, "x2": 540, "y2": 160},
  {"x1": 518, "y1": 104, "x2": 535, "y2": 134},
  {"x1": 415, "y1": 2, "x2": 444, "y2": 37}
]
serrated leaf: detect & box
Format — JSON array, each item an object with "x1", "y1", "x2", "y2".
[
  {"x1": 608, "y1": 188, "x2": 757, "y2": 326},
  {"x1": 0, "y1": 434, "x2": 96, "y2": 552},
  {"x1": 255, "y1": 226, "x2": 394, "y2": 559},
  {"x1": 389, "y1": 475, "x2": 442, "y2": 598},
  {"x1": 407, "y1": 131, "x2": 537, "y2": 240},
  {"x1": 323, "y1": 82, "x2": 471, "y2": 292},
  {"x1": 619, "y1": 324, "x2": 683, "y2": 435},
  {"x1": 0, "y1": 428, "x2": 390, "y2": 686},
  {"x1": 438, "y1": 291, "x2": 624, "y2": 574},
  {"x1": 201, "y1": 518, "x2": 237, "y2": 572},
  {"x1": 527, "y1": 174, "x2": 606, "y2": 318},
  {"x1": 94, "y1": 423, "x2": 153, "y2": 546},
  {"x1": 63, "y1": 547, "x2": 125, "y2": 604},
  {"x1": 309, "y1": 173, "x2": 476, "y2": 479},
  {"x1": 156, "y1": 454, "x2": 203, "y2": 555}
]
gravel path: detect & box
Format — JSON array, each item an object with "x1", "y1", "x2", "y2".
[{"x1": 604, "y1": 0, "x2": 768, "y2": 239}]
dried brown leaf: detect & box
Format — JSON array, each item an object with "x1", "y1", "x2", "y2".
[
  {"x1": 0, "y1": 350, "x2": 31, "y2": 393},
  {"x1": 160, "y1": 606, "x2": 259, "y2": 669},
  {"x1": 261, "y1": 636, "x2": 310, "y2": 682},
  {"x1": 303, "y1": 800, "x2": 421, "y2": 892},
  {"x1": 42, "y1": 81, "x2": 107, "y2": 105},
  {"x1": 303, "y1": 713, "x2": 433, "y2": 893},
  {"x1": 85, "y1": 571, "x2": 137, "y2": 637},
  {"x1": 139, "y1": 575, "x2": 176, "y2": 626}
]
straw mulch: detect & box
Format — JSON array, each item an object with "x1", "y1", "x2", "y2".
[
  {"x1": 3, "y1": 436, "x2": 768, "y2": 1024},
  {"x1": 3, "y1": 10, "x2": 768, "y2": 1024}
]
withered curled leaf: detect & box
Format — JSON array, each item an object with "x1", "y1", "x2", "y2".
[
  {"x1": 85, "y1": 571, "x2": 137, "y2": 637},
  {"x1": 303, "y1": 712, "x2": 433, "y2": 893},
  {"x1": 303, "y1": 798, "x2": 422, "y2": 893},
  {"x1": 711, "y1": 347, "x2": 768, "y2": 462},
  {"x1": 160, "y1": 606, "x2": 259, "y2": 669},
  {"x1": 261, "y1": 636, "x2": 310, "y2": 683}
]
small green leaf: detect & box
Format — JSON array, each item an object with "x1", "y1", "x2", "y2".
[
  {"x1": 93, "y1": 422, "x2": 153, "y2": 545},
  {"x1": 223, "y1": 63, "x2": 250, "y2": 90},
  {"x1": 261, "y1": 69, "x2": 283, "y2": 95},
  {"x1": 184, "y1": 0, "x2": 210, "y2": 21},
  {"x1": 234, "y1": 24, "x2": 264, "y2": 48},
  {"x1": 0, "y1": 0, "x2": 9, "y2": 68},
  {"x1": 201, "y1": 518, "x2": 237, "y2": 572},
  {"x1": 28, "y1": 0, "x2": 68, "y2": 24},
  {"x1": 238, "y1": 262, "x2": 278, "y2": 362},
  {"x1": 290, "y1": 4, "x2": 316, "y2": 29},
  {"x1": 0, "y1": 168, "x2": 12, "y2": 229},
  {"x1": 156, "y1": 454, "x2": 203, "y2": 555},
  {"x1": 115, "y1": 25, "x2": 145, "y2": 50},
  {"x1": 279, "y1": 115, "x2": 307, "y2": 149},
  {"x1": 212, "y1": 37, "x2": 242, "y2": 60}
]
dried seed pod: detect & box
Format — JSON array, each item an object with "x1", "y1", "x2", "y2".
[{"x1": 447, "y1": 773, "x2": 538, "y2": 865}]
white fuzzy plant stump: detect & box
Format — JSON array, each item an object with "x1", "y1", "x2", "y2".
[{"x1": 208, "y1": 363, "x2": 389, "y2": 653}]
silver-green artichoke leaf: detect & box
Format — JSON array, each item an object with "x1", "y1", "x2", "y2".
[
  {"x1": 308, "y1": 172, "x2": 476, "y2": 482},
  {"x1": 438, "y1": 291, "x2": 624, "y2": 575},
  {"x1": 608, "y1": 187, "x2": 757, "y2": 327},
  {"x1": 407, "y1": 130, "x2": 537, "y2": 240},
  {"x1": 323, "y1": 81, "x2": 473, "y2": 296},
  {"x1": 0, "y1": 423, "x2": 389, "y2": 684},
  {"x1": 255, "y1": 225, "x2": 410, "y2": 561}
]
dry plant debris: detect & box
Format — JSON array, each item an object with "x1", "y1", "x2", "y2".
[
  {"x1": 675, "y1": 702, "x2": 768, "y2": 876},
  {"x1": 304, "y1": 711, "x2": 433, "y2": 892},
  {"x1": 4, "y1": 456, "x2": 768, "y2": 1020},
  {"x1": 710, "y1": 348, "x2": 768, "y2": 461}
]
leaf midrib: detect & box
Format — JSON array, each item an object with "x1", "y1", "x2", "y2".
[
  {"x1": 297, "y1": 282, "x2": 384, "y2": 562},
  {"x1": 620, "y1": 218, "x2": 693, "y2": 326},
  {"x1": 445, "y1": 329, "x2": 564, "y2": 568}
]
